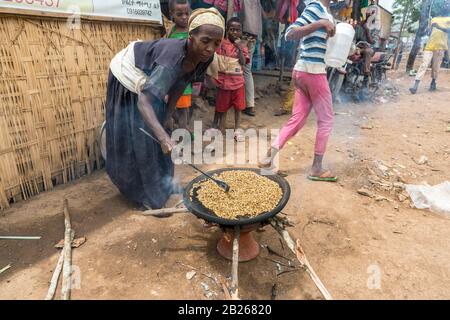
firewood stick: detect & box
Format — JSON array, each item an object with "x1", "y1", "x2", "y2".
[
  {"x1": 221, "y1": 281, "x2": 233, "y2": 300},
  {"x1": 218, "y1": 276, "x2": 232, "y2": 300},
  {"x1": 296, "y1": 239, "x2": 332, "y2": 300},
  {"x1": 45, "y1": 231, "x2": 74, "y2": 300},
  {"x1": 270, "y1": 219, "x2": 295, "y2": 251},
  {"x1": 61, "y1": 199, "x2": 73, "y2": 300},
  {"x1": 270, "y1": 217, "x2": 333, "y2": 300},
  {"x1": 142, "y1": 207, "x2": 188, "y2": 216},
  {"x1": 230, "y1": 225, "x2": 240, "y2": 300}
]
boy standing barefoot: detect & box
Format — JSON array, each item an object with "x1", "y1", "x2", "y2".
[{"x1": 212, "y1": 18, "x2": 250, "y2": 142}]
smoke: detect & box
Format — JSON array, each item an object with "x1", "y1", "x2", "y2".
[{"x1": 161, "y1": 173, "x2": 184, "y2": 195}]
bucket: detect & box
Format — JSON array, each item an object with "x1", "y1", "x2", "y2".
[{"x1": 325, "y1": 23, "x2": 355, "y2": 68}]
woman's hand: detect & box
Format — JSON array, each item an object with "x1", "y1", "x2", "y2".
[
  {"x1": 319, "y1": 20, "x2": 336, "y2": 38},
  {"x1": 160, "y1": 137, "x2": 175, "y2": 154}
]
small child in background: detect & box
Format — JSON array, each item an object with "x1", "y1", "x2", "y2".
[
  {"x1": 168, "y1": 0, "x2": 192, "y2": 133},
  {"x1": 212, "y1": 17, "x2": 249, "y2": 142}
]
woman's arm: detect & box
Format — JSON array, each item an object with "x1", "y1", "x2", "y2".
[
  {"x1": 286, "y1": 19, "x2": 335, "y2": 41},
  {"x1": 137, "y1": 92, "x2": 174, "y2": 153}
]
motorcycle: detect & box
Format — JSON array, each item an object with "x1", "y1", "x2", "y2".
[
  {"x1": 327, "y1": 42, "x2": 356, "y2": 104},
  {"x1": 327, "y1": 59, "x2": 352, "y2": 104},
  {"x1": 327, "y1": 43, "x2": 392, "y2": 103},
  {"x1": 343, "y1": 49, "x2": 393, "y2": 102}
]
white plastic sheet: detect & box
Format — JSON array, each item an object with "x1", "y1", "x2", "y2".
[{"x1": 405, "y1": 181, "x2": 450, "y2": 215}]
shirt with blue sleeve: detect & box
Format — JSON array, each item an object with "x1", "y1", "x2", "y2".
[{"x1": 285, "y1": 0, "x2": 333, "y2": 74}]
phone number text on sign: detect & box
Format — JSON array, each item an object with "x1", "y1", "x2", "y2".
[
  {"x1": 127, "y1": 8, "x2": 152, "y2": 16},
  {"x1": 3, "y1": 0, "x2": 60, "y2": 8},
  {"x1": 123, "y1": 0, "x2": 160, "y2": 17}
]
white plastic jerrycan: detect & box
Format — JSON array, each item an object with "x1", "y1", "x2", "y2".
[{"x1": 325, "y1": 23, "x2": 355, "y2": 68}]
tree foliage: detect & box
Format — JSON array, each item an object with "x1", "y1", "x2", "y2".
[
  {"x1": 392, "y1": 0, "x2": 446, "y2": 34},
  {"x1": 392, "y1": 0, "x2": 420, "y2": 33},
  {"x1": 406, "y1": 0, "x2": 433, "y2": 71}
]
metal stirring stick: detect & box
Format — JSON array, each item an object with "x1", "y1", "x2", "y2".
[{"x1": 138, "y1": 127, "x2": 230, "y2": 192}]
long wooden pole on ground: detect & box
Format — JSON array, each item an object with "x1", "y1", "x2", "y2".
[
  {"x1": 61, "y1": 199, "x2": 73, "y2": 300},
  {"x1": 142, "y1": 207, "x2": 188, "y2": 216},
  {"x1": 45, "y1": 230, "x2": 74, "y2": 300}
]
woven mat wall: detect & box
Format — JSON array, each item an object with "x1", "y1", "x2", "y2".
[{"x1": 0, "y1": 15, "x2": 161, "y2": 209}]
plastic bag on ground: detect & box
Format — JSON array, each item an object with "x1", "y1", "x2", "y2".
[{"x1": 405, "y1": 181, "x2": 450, "y2": 215}]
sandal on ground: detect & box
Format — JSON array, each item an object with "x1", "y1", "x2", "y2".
[
  {"x1": 307, "y1": 170, "x2": 338, "y2": 182},
  {"x1": 243, "y1": 108, "x2": 256, "y2": 116}
]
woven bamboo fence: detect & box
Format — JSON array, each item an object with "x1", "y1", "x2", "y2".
[{"x1": 0, "y1": 13, "x2": 161, "y2": 209}]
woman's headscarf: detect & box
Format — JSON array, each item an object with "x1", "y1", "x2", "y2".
[{"x1": 188, "y1": 7, "x2": 225, "y2": 37}]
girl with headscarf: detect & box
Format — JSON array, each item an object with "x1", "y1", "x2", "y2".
[{"x1": 106, "y1": 8, "x2": 225, "y2": 210}]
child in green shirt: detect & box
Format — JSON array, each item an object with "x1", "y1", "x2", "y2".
[{"x1": 168, "y1": 0, "x2": 192, "y2": 132}]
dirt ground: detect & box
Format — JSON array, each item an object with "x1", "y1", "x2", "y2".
[{"x1": 1, "y1": 69, "x2": 449, "y2": 300}]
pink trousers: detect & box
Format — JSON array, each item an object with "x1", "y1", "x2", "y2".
[{"x1": 273, "y1": 70, "x2": 333, "y2": 155}]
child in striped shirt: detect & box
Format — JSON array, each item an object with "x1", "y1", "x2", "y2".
[{"x1": 261, "y1": 0, "x2": 337, "y2": 182}]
